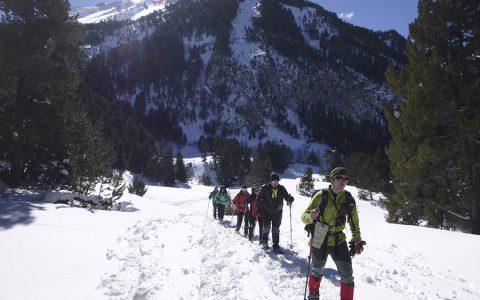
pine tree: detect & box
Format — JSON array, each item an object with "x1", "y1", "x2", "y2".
[
  {"x1": 385, "y1": 0, "x2": 480, "y2": 233},
  {"x1": 63, "y1": 100, "x2": 113, "y2": 195},
  {"x1": 174, "y1": 151, "x2": 189, "y2": 183},
  {"x1": 323, "y1": 149, "x2": 343, "y2": 175},
  {"x1": 200, "y1": 172, "x2": 212, "y2": 186},
  {"x1": 215, "y1": 139, "x2": 239, "y2": 186},
  {"x1": 246, "y1": 145, "x2": 272, "y2": 184},
  {"x1": 0, "y1": 0, "x2": 112, "y2": 187},
  {"x1": 162, "y1": 146, "x2": 175, "y2": 187},
  {"x1": 297, "y1": 167, "x2": 315, "y2": 196},
  {"x1": 264, "y1": 141, "x2": 292, "y2": 173}
]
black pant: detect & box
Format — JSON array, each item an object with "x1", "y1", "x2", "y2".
[
  {"x1": 247, "y1": 214, "x2": 264, "y2": 241},
  {"x1": 260, "y1": 212, "x2": 282, "y2": 245},
  {"x1": 311, "y1": 241, "x2": 354, "y2": 284},
  {"x1": 213, "y1": 203, "x2": 218, "y2": 219},
  {"x1": 235, "y1": 212, "x2": 245, "y2": 231},
  {"x1": 217, "y1": 204, "x2": 226, "y2": 220}
]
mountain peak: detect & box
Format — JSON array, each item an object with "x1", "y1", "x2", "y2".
[{"x1": 71, "y1": 0, "x2": 174, "y2": 23}]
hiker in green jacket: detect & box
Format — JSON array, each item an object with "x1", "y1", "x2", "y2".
[
  {"x1": 209, "y1": 186, "x2": 219, "y2": 219},
  {"x1": 214, "y1": 185, "x2": 231, "y2": 222},
  {"x1": 301, "y1": 167, "x2": 363, "y2": 300}
]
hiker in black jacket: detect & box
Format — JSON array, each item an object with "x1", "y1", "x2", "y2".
[{"x1": 256, "y1": 173, "x2": 294, "y2": 253}]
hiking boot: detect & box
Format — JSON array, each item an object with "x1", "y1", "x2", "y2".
[
  {"x1": 308, "y1": 276, "x2": 321, "y2": 298},
  {"x1": 260, "y1": 241, "x2": 269, "y2": 249},
  {"x1": 272, "y1": 244, "x2": 283, "y2": 254},
  {"x1": 307, "y1": 294, "x2": 319, "y2": 300}
]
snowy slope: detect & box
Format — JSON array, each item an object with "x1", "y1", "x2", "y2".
[
  {"x1": 71, "y1": 0, "x2": 174, "y2": 23},
  {"x1": 1, "y1": 162, "x2": 479, "y2": 299}
]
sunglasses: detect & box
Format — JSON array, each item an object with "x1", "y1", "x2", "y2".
[{"x1": 336, "y1": 176, "x2": 349, "y2": 181}]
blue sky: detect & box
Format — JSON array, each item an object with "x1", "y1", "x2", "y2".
[
  {"x1": 69, "y1": 0, "x2": 418, "y2": 37},
  {"x1": 311, "y1": 0, "x2": 418, "y2": 37}
]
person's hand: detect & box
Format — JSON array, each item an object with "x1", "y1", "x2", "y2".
[
  {"x1": 310, "y1": 208, "x2": 319, "y2": 221},
  {"x1": 349, "y1": 240, "x2": 366, "y2": 256},
  {"x1": 286, "y1": 195, "x2": 294, "y2": 205}
]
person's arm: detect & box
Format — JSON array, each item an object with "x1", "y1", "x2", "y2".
[
  {"x1": 232, "y1": 193, "x2": 238, "y2": 205},
  {"x1": 280, "y1": 186, "x2": 294, "y2": 204},
  {"x1": 348, "y1": 203, "x2": 362, "y2": 241},
  {"x1": 300, "y1": 191, "x2": 322, "y2": 224}
]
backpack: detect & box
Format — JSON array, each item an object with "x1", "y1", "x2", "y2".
[{"x1": 305, "y1": 188, "x2": 356, "y2": 236}]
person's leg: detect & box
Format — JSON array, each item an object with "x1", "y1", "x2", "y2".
[
  {"x1": 248, "y1": 215, "x2": 255, "y2": 240},
  {"x1": 271, "y1": 213, "x2": 283, "y2": 248},
  {"x1": 235, "y1": 213, "x2": 243, "y2": 231},
  {"x1": 213, "y1": 203, "x2": 217, "y2": 219},
  {"x1": 257, "y1": 216, "x2": 264, "y2": 239},
  {"x1": 260, "y1": 213, "x2": 272, "y2": 246},
  {"x1": 309, "y1": 243, "x2": 329, "y2": 297},
  {"x1": 218, "y1": 204, "x2": 225, "y2": 221},
  {"x1": 330, "y1": 242, "x2": 354, "y2": 300},
  {"x1": 243, "y1": 212, "x2": 249, "y2": 235}
]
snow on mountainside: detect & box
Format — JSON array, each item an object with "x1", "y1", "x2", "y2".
[
  {"x1": 71, "y1": 0, "x2": 175, "y2": 23},
  {"x1": 79, "y1": 0, "x2": 407, "y2": 155}
]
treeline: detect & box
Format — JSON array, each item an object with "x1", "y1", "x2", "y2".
[
  {"x1": 321, "y1": 0, "x2": 480, "y2": 234},
  {"x1": 0, "y1": 0, "x2": 112, "y2": 190},
  {"x1": 0, "y1": 1, "x2": 189, "y2": 193},
  {"x1": 198, "y1": 136, "x2": 294, "y2": 187}
]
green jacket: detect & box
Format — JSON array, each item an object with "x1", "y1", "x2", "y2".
[
  {"x1": 209, "y1": 191, "x2": 217, "y2": 201},
  {"x1": 214, "y1": 191, "x2": 231, "y2": 205},
  {"x1": 301, "y1": 186, "x2": 361, "y2": 246}
]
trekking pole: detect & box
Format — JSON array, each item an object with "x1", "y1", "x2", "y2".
[
  {"x1": 304, "y1": 238, "x2": 313, "y2": 300},
  {"x1": 206, "y1": 197, "x2": 210, "y2": 219},
  {"x1": 289, "y1": 204, "x2": 293, "y2": 247}
]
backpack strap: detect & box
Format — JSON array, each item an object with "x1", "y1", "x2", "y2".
[{"x1": 318, "y1": 188, "x2": 329, "y2": 218}]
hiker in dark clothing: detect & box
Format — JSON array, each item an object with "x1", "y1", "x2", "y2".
[{"x1": 256, "y1": 173, "x2": 294, "y2": 253}]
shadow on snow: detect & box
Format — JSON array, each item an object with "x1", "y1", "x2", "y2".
[{"x1": 0, "y1": 189, "x2": 46, "y2": 230}]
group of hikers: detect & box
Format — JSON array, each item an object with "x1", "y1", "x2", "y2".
[
  {"x1": 208, "y1": 173, "x2": 294, "y2": 254},
  {"x1": 208, "y1": 167, "x2": 365, "y2": 300}
]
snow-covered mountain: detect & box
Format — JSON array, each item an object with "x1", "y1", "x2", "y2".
[
  {"x1": 71, "y1": 0, "x2": 175, "y2": 23},
  {"x1": 1, "y1": 160, "x2": 479, "y2": 299},
  {"x1": 81, "y1": 0, "x2": 407, "y2": 155}
]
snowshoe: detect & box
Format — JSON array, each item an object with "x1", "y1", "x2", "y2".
[{"x1": 234, "y1": 230, "x2": 241, "y2": 235}]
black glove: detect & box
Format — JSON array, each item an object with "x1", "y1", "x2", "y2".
[
  {"x1": 349, "y1": 240, "x2": 366, "y2": 256},
  {"x1": 286, "y1": 195, "x2": 294, "y2": 205}
]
